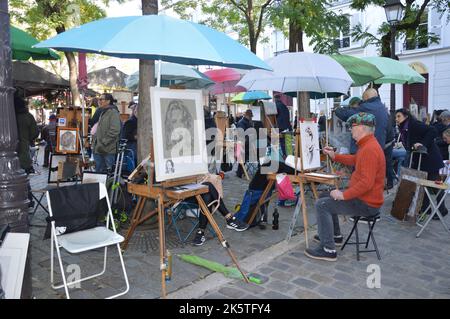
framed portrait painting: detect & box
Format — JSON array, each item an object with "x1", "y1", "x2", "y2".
[
  {"x1": 56, "y1": 127, "x2": 79, "y2": 154},
  {"x1": 150, "y1": 87, "x2": 208, "y2": 182}
]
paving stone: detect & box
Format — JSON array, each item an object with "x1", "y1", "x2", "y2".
[
  {"x1": 233, "y1": 280, "x2": 266, "y2": 294},
  {"x1": 333, "y1": 272, "x2": 358, "y2": 284},
  {"x1": 262, "y1": 291, "x2": 293, "y2": 299},
  {"x1": 218, "y1": 286, "x2": 246, "y2": 299},
  {"x1": 270, "y1": 270, "x2": 293, "y2": 282},
  {"x1": 291, "y1": 277, "x2": 319, "y2": 290},
  {"x1": 309, "y1": 273, "x2": 334, "y2": 285},
  {"x1": 266, "y1": 280, "x2": 296, "y2": 293},
  {"x1": 316, "y1": 286, "x2": 346, "y2": 299},
  {"x1": 258, "y1": 267, "x2": 276, "y2": 275},
  {"x1": 293, "y1": 288, "x2": 324, "y2": 299}
]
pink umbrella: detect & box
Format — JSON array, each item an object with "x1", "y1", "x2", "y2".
[{"x1": 204, "y1": 68, "x2": 246, "y2": 94}]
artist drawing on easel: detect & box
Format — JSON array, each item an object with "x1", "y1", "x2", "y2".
[{"x1": 299, "y1": 120, "x2": 321, "y2": 170}]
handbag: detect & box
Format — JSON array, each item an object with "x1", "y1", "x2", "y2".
[{"x1": 275, "y1": 173, "x2": 296, "y2": 200}]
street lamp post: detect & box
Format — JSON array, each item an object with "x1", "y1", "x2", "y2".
[
  {"x1": 384, "y1": 0, "x2": 405, "y2": 116},
  {"x1": 0, "y1": 0, "x2": 32, "y2": 298}
]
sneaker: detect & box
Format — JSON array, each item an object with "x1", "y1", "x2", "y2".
[
  {"x1": 349, "y1": 216, "x2": 381, "y2": 224},
  {"x1": 192, "y1": 230, "x2": 206, "y2": 246},
  {"x1": 304, "y1": 246, "x2": 337, "y2": 262},
  {"x1": 226, "y1": 216, "x2": 249, "y2": 231},
  {"x1": 313, "y1": 234, "x2": 343, "y2": 247}
]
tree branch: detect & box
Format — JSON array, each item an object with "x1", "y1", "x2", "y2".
[
  {"x1": 229, "y1": 0, "x2": 247, "y2": 15},
  {"x1": 397, "y1": 0, "x2": 430, "y2": 31},
  {"x1": 255, "y1": 0, "x2": 273, "y2": 40}
]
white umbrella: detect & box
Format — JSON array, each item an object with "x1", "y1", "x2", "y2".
[
  {"x1": 237, "y1": 52, "x2": 353, "y2": 168},
  {"x1": 237, "y1": 52, "x2": 352, "y2": 94}
]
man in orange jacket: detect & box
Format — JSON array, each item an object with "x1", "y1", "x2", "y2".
[{"x1": 305, "y1": 112, "x2": 385, "y2": 262}]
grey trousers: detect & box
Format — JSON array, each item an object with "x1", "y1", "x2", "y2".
[{"x1": 315, "y1": 192, "x2": 380, "y2": 250}]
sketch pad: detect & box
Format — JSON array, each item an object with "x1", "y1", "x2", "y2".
[{"x1": 304, "y1": 173, "x2": 339, "y2": 179}]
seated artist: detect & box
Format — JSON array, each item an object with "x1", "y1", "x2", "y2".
[
  {"x1": 305, "y1": 112, "x2": 385, "y2": 262},
  {"x1": 190, "y1": 178, "x2": 249, "y2": 246}
]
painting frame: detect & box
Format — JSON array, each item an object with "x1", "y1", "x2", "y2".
[
  {"x1": 299, "y1": 120, "x2": 321, "y2": 171},
  {"x1": 150, "y1": 87, "x2": 208, "y2": 182},
  {"x1": 55, "y1": 127, "x2": 79, "y2": 154}
]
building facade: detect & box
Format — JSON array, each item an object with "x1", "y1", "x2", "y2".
[{"x1": 260, "y1": 0, "x2": 450, "y2": 116}]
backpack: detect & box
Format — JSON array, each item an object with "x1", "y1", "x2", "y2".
[{"x1": 234, "y1": 189, "x2": 272, "y2": 227}]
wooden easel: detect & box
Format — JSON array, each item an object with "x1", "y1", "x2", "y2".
[
  {"x1": 246, "y1": 119, "x2": 340, "y2": 248},
  {"x1": 124, "y1": 145, "x2": 249, "y2": 298}
]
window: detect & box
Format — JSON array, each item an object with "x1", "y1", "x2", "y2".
[
  {"x1": 333, "y1": 13, "x2": 362, "y2": 50},
  {"x1": 405, "y1": 10, "x2": 429, "y2": 50},
  {"x1": 334, "y1": 17, "x2": 351, "y2": 49}
]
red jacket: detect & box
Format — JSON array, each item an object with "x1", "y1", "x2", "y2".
[{"x1": 334, "y1": 134, "x2": 385, "y2": 208}]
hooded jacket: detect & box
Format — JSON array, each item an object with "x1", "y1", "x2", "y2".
[{"x1": 92, "y1": 105, "x2": 121, "y2": 155}]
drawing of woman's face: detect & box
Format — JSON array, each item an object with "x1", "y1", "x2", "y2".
[
  {"x1": 171, "y1": 107, "x2": 184, "y2": 130},
  {"x1": 61, "y1": 131, "x2": 76, "y2": 150}
]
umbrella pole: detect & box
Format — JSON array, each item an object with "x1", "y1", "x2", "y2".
[
  {"x1": 325, "y1": 93, "x2": 330, "y2": 172},
  {"x1": 157, "y1": 60, "x2": 162, "y2": 87}
]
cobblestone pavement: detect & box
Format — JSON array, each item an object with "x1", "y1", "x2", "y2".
[
  {"x1": 27, "y1": 153, "x2": 450, "y2": 299},
  {"x1": 28, "y1": 160, "x2": 317, "y2": 299},
  {"x1": 198, "y1": 190, "x2": 450, "y2": 299}
]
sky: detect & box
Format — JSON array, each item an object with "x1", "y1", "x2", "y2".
[{"x1": 104, "y1": 0, "x2": 143, "y2": 17}]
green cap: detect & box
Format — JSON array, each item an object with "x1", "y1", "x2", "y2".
[{"x1": 346, "y1": 112, "x2": 376, "y2": 127}]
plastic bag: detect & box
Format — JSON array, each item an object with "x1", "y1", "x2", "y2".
[{"x1": 276, "y1": 173, "x2": 296, "y2": 200}]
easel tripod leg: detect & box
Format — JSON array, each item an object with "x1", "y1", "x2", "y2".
[
  {"x1": 299, "y1": 181, "x2": 309, "y2": 248},
  {"x1": 158, "y1": 194, "x2": 167, "y2": 298},
  {"x1": 122, "y1": 197, "x2": 145, "y2": 250},
  {"x1": 195, "y1": 195, "x2": 249, "y2": 283}
]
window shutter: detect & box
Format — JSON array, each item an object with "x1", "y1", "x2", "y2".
[
  {"x1": 350, "y1": 12, "x2": 362, "y2": 48},
  {"x1": 429, "y1": 8, "x2": 442, "y2": 48}
]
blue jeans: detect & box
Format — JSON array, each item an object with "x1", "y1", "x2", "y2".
[
  {"x1": 93, "y1": 153, "x2": 116, "y2": 173},
  {"x1": 315, "y1": 192, "x2": 379, "y2": 250},
  {"x1": 392, "y1": 148, "x2": 407, "y2": 175}
]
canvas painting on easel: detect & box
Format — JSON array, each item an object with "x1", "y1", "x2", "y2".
[
  {"x1": 151, "y1": 87, "x2": 208, "y2": 182},
  {"x1": 299, "y1": 120, "x2": 321, "y2": 170}
]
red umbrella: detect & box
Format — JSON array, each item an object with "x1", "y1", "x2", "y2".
[{"x1": 204, "y1": 68, "x2": 246, "y2": 94}]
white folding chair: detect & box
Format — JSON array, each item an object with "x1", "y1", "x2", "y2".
[
  {"x1": 46, "y1": 182, "x2": 129, "y2": 299},
  {"x1": 416, "y1": 173, "x2": 450, "y2": 238}
]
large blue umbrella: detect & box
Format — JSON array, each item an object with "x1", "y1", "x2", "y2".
[
  {"x1": 34, "y1": 15, "x2": 270, "y2": 70},
  {"x1": 125, "y1": 61, "x2": 215, "y2": 91}
]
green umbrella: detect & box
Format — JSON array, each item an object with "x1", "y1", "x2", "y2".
[
  {"x1": 331, "y1": 54, "x2": 384, "y2": 87},
  {"x1": 362, "y1": 56, "x2": 425, "y2": 84},
  {"x1": 231, "y1": 91, "x2": 271, "y2": 104},
  {"x1": 10, "y1": 26, "x2": 60, "y2": 61},
  {"x1": 178, "y1": 254, "x2": 261, "y2": 284}
]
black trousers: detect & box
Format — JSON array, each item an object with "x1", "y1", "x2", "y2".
[{"x1": 185, "y1": 182, "x2": 231, "y2": 230}]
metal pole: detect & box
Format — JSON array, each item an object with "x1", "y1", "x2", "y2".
[
  {"x1": 390, "y1": 25, "x2": 396, "y2": 118},
  {"x1": 156, "y1": 60, "x2": 162, "y2": 88},
  {"x1": 0, "y1": 0, "x2": 29, "y2": 230},
  {"x1": 0, "y1": 0, "x2": 32, "y2": 298}
]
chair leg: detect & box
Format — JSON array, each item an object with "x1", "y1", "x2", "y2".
[
  {"x1": 341, "y1": 218, "x2": 359, "y2": 250},
  {"x1": 106, "y1": 244, "x2": 130, "y2": 299},
  {"x1": 365, "y1": 220, "x2": 376, "y2": 249},
  {"x1": 370, "y1": 228, "x2": 381, "y2": 260},
  {"x1": 52, "y1": 236, "x2": 71, "y2": 298},
  {"x1": 355, "y1": 223, "x2": 360, "y2": 262}
]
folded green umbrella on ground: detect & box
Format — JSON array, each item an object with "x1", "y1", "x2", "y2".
[{"x1": 178, "y1": 254, "x2": 261, "y2": 284}]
